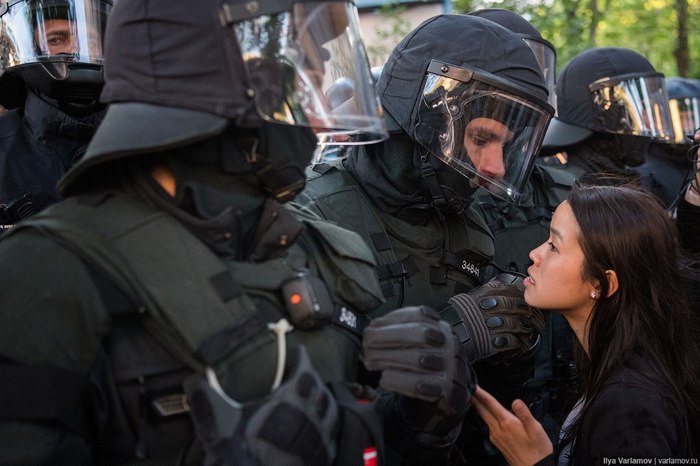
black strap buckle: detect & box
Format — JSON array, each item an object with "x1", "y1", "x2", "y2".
[{"x1": 0, "y1": 194, "x2": 37, "y2": 225}]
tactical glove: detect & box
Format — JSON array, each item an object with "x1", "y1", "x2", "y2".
[
  {"x1": 440, "y1": 273, "x2": 544, "y2": 363},
  {"x1": 184, "y1": 345, "x2": 338, "y2": 466},
  {"x1": 363, "y1": 305, "x2": 476, "y2": 434}
]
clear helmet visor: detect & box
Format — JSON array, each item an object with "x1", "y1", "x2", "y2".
[
  {"x1": 415, "y1": 61, "x2": 553, "y2": 203},
  {"x1": 232, "y1": 1, "x2": 387, "y2": 144},
  {"x1": 524, "y1": 37, "x2": 556, "y2": 110},
  {"x1": 669, "y1": 96, "x2": 700, "y2": 143},
  {"x1": 589, "y1": 73, "x2": 674, "y2": 141},
  {"x1": 0, "y1": 0, "x2": 110, "y2": 69}
]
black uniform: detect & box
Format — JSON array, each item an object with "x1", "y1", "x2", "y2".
[
  {"x1": 0, "y1": 162, "x2": 383, "y2": 463},
  {"x1": 0, "y1": 0, "x2": 110, "y2": 225},
  {"x1": 633, "y1": 142, "x2": 695, "y2": 208},
  {"x1": 0, "y1": 92, "x2": 103, "y2": 217},
  {"x1": 0, "y1": 1, "x2": 475, "y2": 464},
  {"x1": 299, "y1": 14, "x2": 555, "y2": 465}
]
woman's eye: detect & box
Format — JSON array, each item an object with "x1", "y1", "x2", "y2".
[{"x1": 547, "y1": 241, "x2": 557, "y2": 252}]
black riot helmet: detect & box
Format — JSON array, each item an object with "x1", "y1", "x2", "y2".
[
  {"x1": 0, "y1": 0, "x2": 111, "y2": 115},
  {"x1": 542, "y1": 47, "x2": 674, "y2": 151},
  {"x1": 468, "y1": 8, "x2": 557, "y2": 111},
  {"x1": 377, "y1": 14, "x2": 554, "y2": 203},
  {"x1": 59, "y1": 0, "x2": 387, "y2": 198}
]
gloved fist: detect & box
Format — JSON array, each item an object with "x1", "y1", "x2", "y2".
[
  {"x1": 363, "y1": 305, "x2": 476, "y2": 430},
  {"x1": 440, "y1": 273, "x2": 544, "y2": 363},
  {"x1": 185, "y1": 345, "x2": 338, "y2": 466}
]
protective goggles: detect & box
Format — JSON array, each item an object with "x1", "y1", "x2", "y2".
[
  {"x1": 0, "y1": 0, "x2": 110, "y2": 69},
  {"x1": 414, "y1": 60, "x2": 554, "y2": 203},
  {"x1": 226, "y1": 0, "x2": 387, "y2": 144},
  {"x1": 523, "y1": 36, "x2": 557, "y2": 110},
  {"x1": 588, "y1": 72, "x2": 674, "y2": 141}
]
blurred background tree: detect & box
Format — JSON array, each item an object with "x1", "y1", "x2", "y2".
[
  {"x1": 450, "y1": 0, "x2": 699, "y2": 78},
  {"x1": 366, "y1": 3, "x2": 413, "y2": 65}
]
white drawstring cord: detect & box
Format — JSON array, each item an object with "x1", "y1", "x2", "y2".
[
  {"x1": 203, "y1": 318, "x2": 293, "y2": 403},
  {"x1": 205, "y1": 367, "x2": 242, "y2": 408},
  {"x1": 267, "y1": 318, "x2": 294, "y2": 392}
]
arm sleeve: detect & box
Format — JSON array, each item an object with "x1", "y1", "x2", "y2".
[
  {"x1": 0, "y1": 230, "x2": 109, "y2": 464},
  {"x1": 582, "y1": 383, "x2": 678, "y2": 462},
  {"x1": 533, "y1": 454, "x2": 556, "y2": 466}
]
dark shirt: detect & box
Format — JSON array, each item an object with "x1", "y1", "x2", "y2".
[{"x1": 550, "y1": 349, "x2": 693, "y2": 465}]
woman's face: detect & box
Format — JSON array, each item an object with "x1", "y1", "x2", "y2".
[{"x1": 524, "y1": 201, "x2": 596, "y2": 314}]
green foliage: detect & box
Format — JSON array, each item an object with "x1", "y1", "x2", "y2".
[
  {"x1": 366, "y1": 3, "x2": 413, "y2": 66},
  {"x1": 451, "y1": 0, "x2": 700, "y2": 78}
]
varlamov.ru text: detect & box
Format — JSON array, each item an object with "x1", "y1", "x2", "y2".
[{"x1": 602, "y1": 458, "x2": 698, "y2": 465}]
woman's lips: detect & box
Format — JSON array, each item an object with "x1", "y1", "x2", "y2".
[{"x1": 524, "y1": 273, "x2": 535, "y2": 287}]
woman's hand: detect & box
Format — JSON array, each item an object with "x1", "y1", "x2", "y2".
[{"x1": 472, "y1": 385, "x2": 553, "y2": 466}]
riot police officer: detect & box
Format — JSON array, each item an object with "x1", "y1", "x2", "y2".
[
  {"x1": 0, "y1": 0, "x2": 111, "y2": 227},
  {"x1": 0, "y1": 0, "x2": 476, "y2": 464},
  {"x1": 541, "y1": 47, "x2": 675, "y2": 181},
  {"x1": 632, "y1": 77, "x2": 700, "y2": 208},
  {"x1": 297, "y1": 13, "x2": 551, "y2": 464}
]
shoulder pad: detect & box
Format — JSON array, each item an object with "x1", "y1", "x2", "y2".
[
  {"x1": 303, "y1": 216, "x2": 377, "y2": 267},
  {"x1": 294, "y1": 213, "x2": 384, "y2": 313},
  {"x1": 305, "y1": 158, "x2": 346, "y2": 182}
]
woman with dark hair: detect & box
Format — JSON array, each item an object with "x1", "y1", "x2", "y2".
[{"x1": 473, "y1": 183, "x2": 700, "y2": 465}]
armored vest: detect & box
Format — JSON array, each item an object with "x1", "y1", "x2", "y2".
[
  {"x1": 297, "y1": 159, "x2": 495, "y2": 316},
  {"x1": 10, "y1": 190, "x2": 384, "y2": 463}
]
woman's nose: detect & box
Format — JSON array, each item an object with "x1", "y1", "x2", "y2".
[{"x1": 529, "y1": 243, "x2": 544, "y2": 264}]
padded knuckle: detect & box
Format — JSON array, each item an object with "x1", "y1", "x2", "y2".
[
  {"x1": 485, "y1": 316, "x2": 504, "y2": 328},
  {"x1": 425, "y1": 327, "x2": 447, "y2": 345},
  {"x1": 479, "y1": 297, "x2": 499, "y2": 310},
  {"x1": 416, "y1": 381, "x2": 443, "y2": 399},
  {"x1": 297, "y1": 373, "x2": 316, "y2": 398},
  {"x1": 419, "y1": 353, "x2": 445, "y2": 371},
  {"x1": 493, "y1": 336, "x2": 509, "y2": 348}
]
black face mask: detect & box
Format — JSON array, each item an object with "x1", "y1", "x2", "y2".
[
  {"x1": 254, "y1": 122, "x2": 318, "y2": 203},
  {"x1": 161, "y1": 122, "x2": 317, "y2": 219},
  {"x1": 162, "y1": 134, "x2": 262, "y2": 221}
]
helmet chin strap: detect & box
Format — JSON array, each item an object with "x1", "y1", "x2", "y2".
[
  {"x1": 15, "y1": 63, "x2": 105, "y2": 117},
  {"x1": 240, "y1": 123, "x2": 316, "y2": 203},
  {"x1": 57, "y1": 98, "x2": 104, "y2": 118},
  {"x1": 419, "y1": 150, "x2": 474, "y2": 217}
]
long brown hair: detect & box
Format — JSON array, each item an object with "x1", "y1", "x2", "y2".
[{"x1": 559, "y1": 183, "x2": 700, "y2": 458}]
